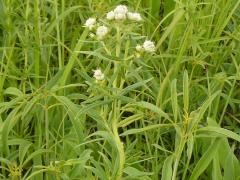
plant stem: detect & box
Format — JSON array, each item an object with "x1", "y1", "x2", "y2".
[
  {"x1": 34, "y1": 0, "x2": 41, "y2": 87},
  {"x1": 112, "y1": 24, "x2": 125, "y2": 179},
  {"x1": 172, "y1": 136, "x2": 186, "y2": 180}
]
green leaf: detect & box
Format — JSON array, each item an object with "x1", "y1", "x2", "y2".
[
  {"x1": 2, "y1": 107, "x2": 22, "y2": 155},
  {"x1": 134, "y1": 101, "x2": 171, "y2": 121},
  {"x1": 187, "y1": 133, "x2": 194, "y2": 159},
  {"x1": 223, "y1": 151, "x2": 235, "y2": 180},
  {"x1": 45, "y1": 6, "x2": 82, "y2": 36},
  {"x1": 197, "y1": 126, "x2": 240, "y2": 142},
  {"x1": 212, "y1": 155, "x2": 222, "y2": 180},
  {"x1": 190, "y1": 138, "x2": 221, "y2": 180},
  {"x1": 120, "y1": 124, "x2": 173, "y2": 136},
  {"x1": 171, "y1": 79, "x2": 178, "y2": 122},
  {"x1": 19, "y1": 141, "x2": 32, "y2": 164},
  {"x1": 87, "y1": 131, "x2": 117, "y2": 150},
  {"x1": 161, "y1": 155, "x2": 173, "y2": 180},
  {"x1": 54, "y1": 95, "x2": 85, "y2": 142},
  {"x1": 189, "y1": 91, "x2": 221, "y2": 130},
  {"x1": 124, "y1": 166, "x2": 153, "y2": 178},
  {"x1": 183, "y1": 70, "x2": 189, "y2": 112},
  {"x1": 4, "y1": 87, "x2": 23, "y2": 96},
  {"x1": 120, "y1": 79, "x2": 152, "y2": 96},
  {"x1": 90, "y1": 159, "x2": 108, "y2": 180},
  {"x1": 45, "y1": 68, "x2": 65, "y2": 90},
  {"x1": 152, "y1": 144, "x2": 172, "y2": 154},
  {"x1": 156, "y1": 9, "x2": 185, "y2": 48},
  {"x1": 22, "y1": 149, "x2": 51, "y2": 167},
  {"x1": 59, "y1": 29, "x2": 88, "y2": 86},
  {"x1": 118, "y1": 114, "x2": 143, "y2": 128}
]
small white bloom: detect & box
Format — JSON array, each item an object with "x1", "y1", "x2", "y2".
[
  {"x1": 114, "y1": 5, "x2": 128, "y2": 15},
  {"x1": 127, "y1": 12, "x2": 142, "y2": 21},
  {"x1": 113, "y1": 5, "x2": 128, "y2": 20},
  {"x1": 84, "y1": 18, "x2": 96, "y2": 30},
  {"x1": 114, "y1": 13, "x2": 126, "y2": 20},
  {"x1": 127, "y1": 12, "x2": 134, "y2": 20},
  {"x1": 96, "y1": 26, "x2": 108, "y2": 39},
  {"x1": 93, "y1": 69, "x2": 104, "y2": 81},
  {"x1": 143, "y1": 40, "x2": 156, "y2": 53},
  {"x1": 136, "y1": 44, "x2": 143, "y2": 52},
  {"x1": 106, "y1": 11, "x2": 115, "y2": 20},
  {"x1": 89, "y1": 33, "x2": 95, "y2": 38}
]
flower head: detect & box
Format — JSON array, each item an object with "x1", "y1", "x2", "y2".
[
  {"x1": 114, "y1": 13, "x2": 126, "y2": 20},
  {"x1": 136, "y1": 44, "x2": 143, "y2": 52},
  {"x1": 96, "y1": 26, "x2": 108, "y2": 39},
  {"x1": 93, "y1": 69, "x2": 104, "y2": 81},
  {"x1": 113, "y1": 5, "x2": 128, "y2": 20},
  {"x1": 89, "y1": 33, "x2": 95, "y2": 38},
  {"x1": 106, "y1": 11, "x2": 115, "y2": 20},
  {"x1": 84, "y1": 18, "x2": 96, "y2": 30},
  {"x1": 127, "y1": 12, "x2": 142, "y2": 21},
  {"x1": 143, "y1": 40, "x2": 156, "y2": 53},
  {"x1": 114, "y1": 5, "x2": 128, "y2": 14}
]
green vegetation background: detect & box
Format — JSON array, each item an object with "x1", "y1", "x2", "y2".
[{"x1": 0, "y1": 0, "x2": 240, "y2": 179}]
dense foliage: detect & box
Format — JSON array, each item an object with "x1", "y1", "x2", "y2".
[{"x1": 0, "y1": 0, "x2": 240, "y2": 179}]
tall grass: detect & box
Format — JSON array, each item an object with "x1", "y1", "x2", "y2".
[{"x1": 0, "y1": 0, "x2": 240, "y2": 179}]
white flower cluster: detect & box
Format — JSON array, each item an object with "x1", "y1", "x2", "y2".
[
  {"x1": 84, "y1": 18, "x2": 109, "y2": 39},
  {"x1": 127, "y1": 12, "x2": 142, "y2": 21},
  {"x1": 93, "y1": 69, "x2": 104, "y2": 81},
  {"x1": 84, "y1": 18, "x2": 96, "y2": 30},
  {"x1": 96, "y1": 26, "x2": 108, "y2": 39},
  {"x1": 136, "y1": 40, "x2": 156, "y2": 53},
  {"x1": 84, "y1": 5, "x2": 155, "y2": 81},
  {"x1": 106, "y1": 5, "x2": 142, "y2": 21}
]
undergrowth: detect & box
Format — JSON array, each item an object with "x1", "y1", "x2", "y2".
[{"x1": 0, "y1": 0, "x2": 240, "y2": 179}]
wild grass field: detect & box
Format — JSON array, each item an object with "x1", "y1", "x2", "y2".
[{"x1": 0, "y1": 0, "x2": 240, "y2": 179}]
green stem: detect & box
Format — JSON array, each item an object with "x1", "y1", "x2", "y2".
[
  {"x1": 45, "y1": 104, "x2": 49, "y2": 167},
  {"x1": 172, "y1": 136, "x2": 186, "y2": 180},
  {"x1": 59, "y1": 29, "x2": 88, "y2": 86},
  {"x1": 112, "y1": 100, "x2": 125, "y2": 180},
  {"x1": 54, "y1": 0, "x2": 62, "y2": 69},
  {"x1": 112, "y1": 24, "x2": 125, "y2": 180},
  {"x1": 34, "y1": 0, "x2": 41, "y2": 87},
  {"x1": 61, "y1": 0, "x2": 65, "y2": 67}
]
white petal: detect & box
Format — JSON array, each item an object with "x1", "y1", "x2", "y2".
[
  {"x1": 143, "y1": 40, "x2": 156, "y2": 53},
  {"x1": 84, "y1": 18, "x2": 96, "y2": 30},
  {"x1": 106, "y1": 11, "x2": 115, "y2": 20},
  {"x1": 93, "y1": 69, "x2": 104, "y2": 81},
  {"x1": 114, "y1": 13, "x2": 126, "y2": 20},
  {"x1": 96, "y1": 26, "x2": 108, "y2": 39},
  {"x1": 136, "y1": 44, "x2": 143, "y2": 51},
  {"x1": 114, "y1": 5, "x2": 128, "y2": 14}
]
